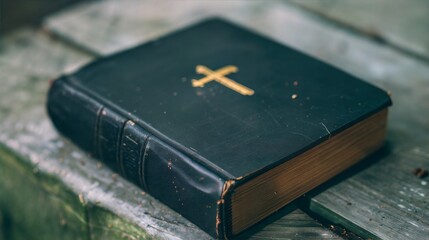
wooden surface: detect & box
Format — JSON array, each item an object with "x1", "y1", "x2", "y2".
[
  {"x1": 290, "y1": 0, "x2": 429, "y2": 61},
  {"x1": 1, "y1": 0, "x2": 429, "y2": 239},
  {"x1": 0, "y1": 21, "x2": 340, "y2": 240}
]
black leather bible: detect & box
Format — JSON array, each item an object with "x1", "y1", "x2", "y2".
[{"x1": 47, "y1": 18, "x2": 392, "y2": 239}]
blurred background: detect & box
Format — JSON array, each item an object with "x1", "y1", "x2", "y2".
[{"x1": 1, "y1": 1, "x2": 428, "y2": 239}]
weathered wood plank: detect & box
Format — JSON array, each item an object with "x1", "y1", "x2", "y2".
[
  {"x1": 289, "y1": 0, "x2": 429, "y2": 61},
  {"x1": 0, "y1": 29, "x2": 91, "y2": 240},
  {"x1": 44, "y1": 1, "x2": 429, "y2": 239},
  {"x1": 43, "y1": 0, "x2": 294, "y2": 56},
  {"x1": 0, "y1": 27, "x2": 340, "y2": 239}
]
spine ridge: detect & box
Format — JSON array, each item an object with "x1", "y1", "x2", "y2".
[
  {"x1": 93, "y1": 106, "x2": 104, "y2": 159},
  {"x1": 47, "y1": 76, "x2": 103, "y2": 155},
  {"x1": 139, "y1": 130, "x2": 151, "y2": 191}
]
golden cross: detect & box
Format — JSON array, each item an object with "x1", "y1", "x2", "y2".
[{"x1": 192, "y1": 65, "x2": 254, "y2": 96}]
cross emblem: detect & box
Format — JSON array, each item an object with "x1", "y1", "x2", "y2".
[{"x1": 192, "y1": 65, "x2": 254, "y2": 96}]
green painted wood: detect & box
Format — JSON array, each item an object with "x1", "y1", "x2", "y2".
[
  {"x1": 289, "y1": 0, "x2": 429, "y2": 61},
  {"x1": 0, "y1": 27, "x2": 340, "y2": 239},
  {"x1": 87, "y1": 206, "x2": 155, "y2": 240},
  {"x1": 43, "y1": 1, "x2": 429, "y2": 239},
  {"x1": 0, "y1": 145, "x2": 88, "y2": 240}
]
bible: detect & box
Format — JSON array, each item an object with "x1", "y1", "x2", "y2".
[{"x1": 47, "y1": 18, "x2": 392, "y2": 239}]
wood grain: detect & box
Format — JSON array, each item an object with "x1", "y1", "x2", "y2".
[{"x1": 43, "y1": 1, "x2": 429, "y2": 239}]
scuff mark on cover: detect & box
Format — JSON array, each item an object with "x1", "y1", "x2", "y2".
[{"x1": 320, "y1": 122, "x2": 331, "y2": 138}]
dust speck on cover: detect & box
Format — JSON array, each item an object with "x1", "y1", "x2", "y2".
[{"x1": 291, "y1": 94, "x2": 298, "y2": 100}]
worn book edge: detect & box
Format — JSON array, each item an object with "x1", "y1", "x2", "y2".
[{"x1": 47, "y1": 76, "x2": 235, "y2": 238}]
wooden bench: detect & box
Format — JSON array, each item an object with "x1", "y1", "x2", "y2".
[{"x1": 1, "y1": 1, "x2": 428, "y2": 239}]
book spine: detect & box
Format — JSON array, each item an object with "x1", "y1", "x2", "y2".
[
  {"x1": 47, "y1": 77, "x2": 103, "y2": 154},
  {"x1": 47, "y1": 77, "x2": 228, "y2": 238}
]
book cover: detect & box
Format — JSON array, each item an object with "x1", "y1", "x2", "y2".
[{"x1": 47, "y1": 18, "x2": 392, "y2": 239}]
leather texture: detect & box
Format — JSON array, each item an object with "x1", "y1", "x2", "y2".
[{"x1": 47, "y1": 17, "x2": 392, "y2": 239}]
